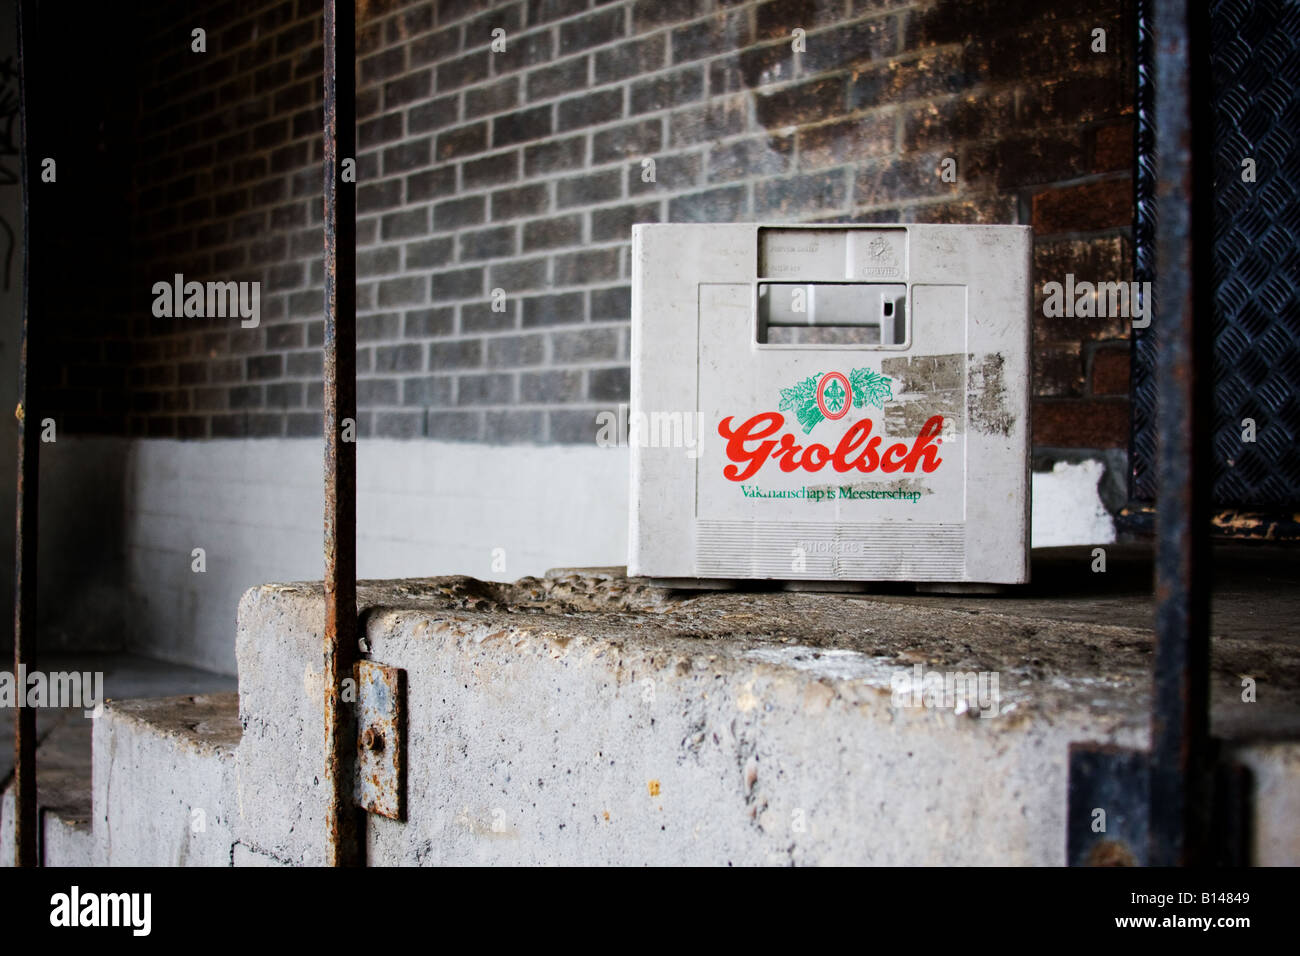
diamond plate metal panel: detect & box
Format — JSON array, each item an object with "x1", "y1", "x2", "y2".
[{"x1": 1133, "y1": 0, "x2": 1300, "y2": 506}]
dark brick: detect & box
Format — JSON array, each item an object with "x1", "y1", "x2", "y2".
[
  {"x1": 405, "y1": 238, "x2": 457, "y2": 270},
  {"x1": 491, "y1": 30, "x2": 556, "y2": 74},
  {"x1": 407, "y1": 166, "x2": 457, "y2": 202},
  {"x1": 854, "y1": 153, "x2": 958, "y2": 206},
  {"x1": 1033, "y1": 399, "x2": 1129, "y2": 448},
  {"x1": 548, "y1": 408, "x2": 603, "y2": 443},
  {"x1": 384, "y1": 70, "x2": 432, "y2": 111},
  {"x1": 588, "y1": 366, "x2": 629, "y2": 401},
  {"x1": 409, "y1": 27, "x2": 461, "y2": 68},
  {"x1": 848, "y1": 47, "x2": 982, "y2": 110},
  {"x1": 375, "y1": 344, "x2": 424, "y2": 373},
  {"x1": 437, "y1": 51, "x2": 490, "y2": 91},
  {"x1": 493, "y1": 105, "x2": 553, "y2": 147},
  {"x1": 487, "y1": 334, "x2": 546, "y2": 368},
  {"x1": 462, "y1": 300, "x2": 518, "y2": 332},
  {"x1": 527, "y1": 0, "x2": 587, "y2": 27},
  {"x1": 361, "y1": 48, "x2": 406, "y2": 85},
  {"x1": 559, "y1": 7, "x2": 625, "y2": 55},
  {"x1": 405, "y1": 307, "x2": 456, "y2": 337},
  {"x1": 1092, "y1": 122, "x2": 1134, "y2": 174},
  {"x1": 630, "y1": 66, "x2": 705, "y2": 115},
  {"x1": 589, "y1": 286, "x2": 632, "y2": 321},
  {"x1": 428, "y1": 411, "x2": 484, "y2": 441},
  {"x1": 359, "y1": 179, "x2": 403, "y2": 213},
  {"x1": 523, "y1": 291, "x2": 585, "y2": 326},
  {"x1": 524, "y1": 135, "x2": 586, "y2": 175},
  {"x1": 382, "y1": 208, "x2": 429, "y2": 240},
  {"x1": 465, "y1": 3, "x2": 524, "y2": 45},
  {"x1": 523, "y1": 214, "x2": 583, "y2": 250},
  {"x1": 797, "y1": 114, "x2": 896, "y2": 169},
  {"x1": 521, "y1": 369, "x2": 584, "y2": 403},
  {"x1": 592, "y1": 118, "x2": 663, "y2": 164},
  {"x1": 801, "y1": 15, "x2": 899, "y2": 74},
  {"x1": 669, "y1": 97, "x2": 748, "y2": 147},
  {"x1": 902, "y1": 90, "x2": 1015, "y2": 151},
  {"x1": 594, "y1": 34, "x2": 666, "y2": 83},
  {"x1": 490, "y1": 257, "x2": 549, "y2": 291},
  {"x1": 558, "y1": 88, "x2": 624, "y2": 132},
  {"x1": 1034, "y1": 342, "x2": 1084, "y2": 398},
  {"x1": 434, "y1": 195, "x2": 487, "y2": 230},
  {"x1": 668, "y1": 184, "x2": 747, "y2": 222},
  {"x1": 554, "y1": 248, "x2": 620, "y2": 286},
  {"x1": 991, "y1": 131, "x2": 1086, "y2": 190},
  {"x1": 1090, "y1": 343, "x2": 1130, "y2": 396},
  {"x1": 432, "y1": 266, "x2": 486, "y2": 299},
  {"x1": 672, "y1": 11, "x2": 753, "y2": 64},
  {"x1": 357, "y1": 313, "x2": 401, "y2": 342},
  {"x1": 382, "y1": 138, "x2": 432, "y2": 175},
  {"x1": 457, "y1": 373, "x2": 514, "y2": 405},
  {"x1": 551, "y1": 326, "x2": 621, "y2": 361},
  {"x1": 591, "y1": 202, "x2": 661, "y2": 242},
  {"x1": 430, "y1": 339, "x2": 484, "y2": 370},
  {"x1": 527, "y1": 57, "x2": 590, "y2": 102},
  {"x1": 408, "y1": 94, "x2": 459, "y2": 134},
  {"x1": 403, "y1": 376, "x2": 454, "y2": 406},
  {"x1": 465, "y1": 77, "x2": 521, "y2": 118},
  {"x1": 485, "y1": 410, "x2": 546, "y2": 442},
  {"x1": 286, "y1": 351, "x2": 323, "y2": 377},
  {"x1": 556, "y1": 169, "x2": 622, "y2": 208},
  {"x1": 358, "y1": 379, "x2": 400, "y2": 405},
  {"x1": 755, "y1": 76, "x2": 846, "y2": 129},
  {"x1": 755, "y1": 0, "x2": 847, "y2": 40},
  {"x1": 436, "y1": 122, "x2": 488, "y2": 160},
  {"x1": 491, "y1": 183, "x2": 550, "y2": 220},
  {"x1": 460, "y1": 225, "x2": 517, "y2": 261},
  {"x1": 374, "y1": 411, "x2": 426, "y2": 437},
  {"x1": 632, "y1": 0, "x2": 704, "y2": 32},
  {"x1": 378, "y1": 275, "x2": 428, "y2": 307},
  {"x1": 709, "y1": 45, "x2": 795, "y2": 95},
  {"x1": 1032, "y1": 179, "x2": 1131, "y2": 234},
  {"x1": 708, "y1": 133, "x2": 794, "y2": 182},
  {"x1": 463, "y1": 151, "x2": 520, "y2": 188}
]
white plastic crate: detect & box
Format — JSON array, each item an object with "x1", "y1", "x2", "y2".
[{"x1": 628, "y1": 223, "x2": 1032, "y2": 585}]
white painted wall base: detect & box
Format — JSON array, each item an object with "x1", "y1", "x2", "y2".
[{"x1": 41, "y1": 438, "x2": 1117, "y2": 675}]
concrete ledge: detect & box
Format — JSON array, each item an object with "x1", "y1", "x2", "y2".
[
  {"x1": 0, "y1": 716, "x2": 95, "y2": 867},
  {"x1": 234, "y1": 568, "x2": 1300, "y2": 865},
  {"x1": 93, "y1": 693, "x2": 240, "y2": 866}
]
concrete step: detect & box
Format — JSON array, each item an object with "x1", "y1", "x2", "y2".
[
  {"x1": 0, "y1": 654, "x2": 238, "y2": 867},
  {"x1": 92, "y1": 693, "x2": 241, "y2": 866},
  {"x1": 233, "y1": 555, "x2": 1300, "y2": 865},
  {"x1": 0, "y1": 715, "x2": 94, "y2": 867}
]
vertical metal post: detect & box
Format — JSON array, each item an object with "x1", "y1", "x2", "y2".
[
  {"x1": 1149, "y1": 0, "x2": 1210, "y2": 867},
  {"x1": 11, "y1": 0, "x2": 38, "y2": 868},
  {"x1": 323, "y1": 0, "x2": 361, "y2": 867}
]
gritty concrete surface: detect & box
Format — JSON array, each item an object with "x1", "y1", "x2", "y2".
[
  {"x1": 0, "y1": 655, "x2": 236, "y2": 866},
  {"x1": 234, "y1": 546, "x2": 1300, "y2": 865},
  {"x1": 92, "y1": 694, "x2": 240, "y2": 866},
  {"x1": 7, "y1": 545, "x2": 1296, "y2": 866}
]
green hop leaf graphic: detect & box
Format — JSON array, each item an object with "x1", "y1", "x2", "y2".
[
  {"x1": 778, "y1": 373, "x2": 824, "y2": 434},
  {"x1": 779, "y1": 369, "x2": 894, "y2": 434},
  {"x1": 823, "y1": 377, "x2": 846, "y2": 413},
  {"x1": 849, "y1": 368, "x2": 893, "y2": 410}
]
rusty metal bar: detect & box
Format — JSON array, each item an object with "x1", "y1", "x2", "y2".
[
  {"x1": 1149, "y1": 0, "x2": 1211, "y2": 867},
  {"x1": 12, "y1": 0, "x2": 39, "y2": 868},
  {"x1": 323, "y1": 0, "x2": 361, "y2": 867}
]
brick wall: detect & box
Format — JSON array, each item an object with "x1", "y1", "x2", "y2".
[{"x1": 41, "y1": 0, "x2": 1136, "y2": 449}]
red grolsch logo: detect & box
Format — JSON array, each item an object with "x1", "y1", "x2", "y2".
[{"x1": 716, "y1": 369, "x2": 944, "y2": 482}]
